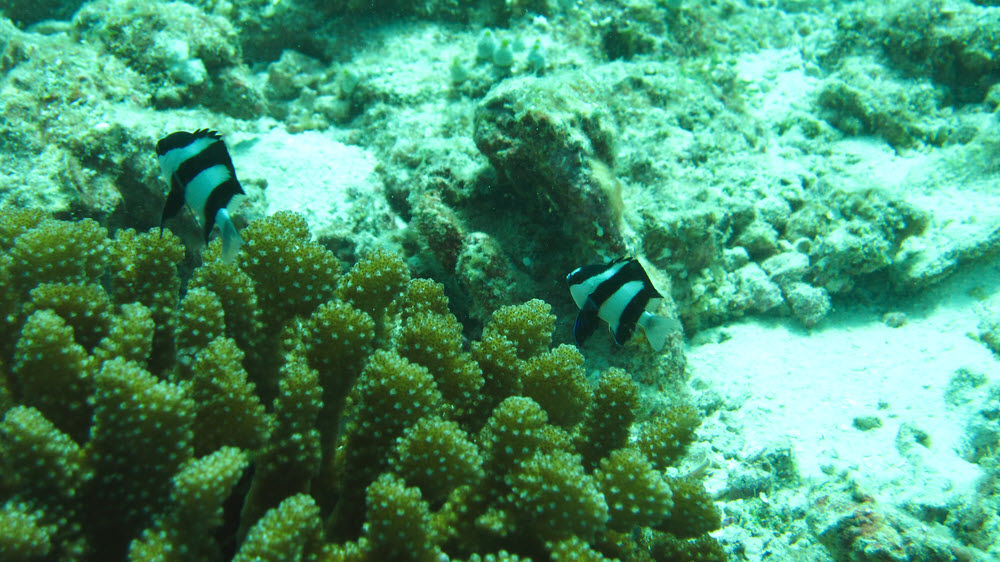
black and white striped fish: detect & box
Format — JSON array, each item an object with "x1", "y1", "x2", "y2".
[
  {"x1": 567, "y1": 257, "x2": 682, "y2": 351},
  {"x1": 156, "y1": 129, "x2": 245, "y2": 263}
]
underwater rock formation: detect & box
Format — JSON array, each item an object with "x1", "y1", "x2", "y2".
[
  {"x1": 474, "y1": 73, "x2": 626, "y2": 264},
  {"x1": 75, "y1": 0, "x2": 263, "y2": 117}
]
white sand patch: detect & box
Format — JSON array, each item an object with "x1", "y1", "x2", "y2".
[
  {"x1": 688, "y1": 256, "x2": 1000, "y2": 505},
  {"x1": 228, "y1": 128, "x2": 399, "y2": 248},
  {"x1": 736, "y1": 47, "x2": 819, "y2": 121}
]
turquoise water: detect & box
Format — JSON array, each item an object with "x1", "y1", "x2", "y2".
[{"x1": 1, "y1": 1, "x2": 999, "y2": 560}]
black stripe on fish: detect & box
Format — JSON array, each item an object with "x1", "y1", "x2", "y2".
[
  {"x1": 588, "y1": 258, "x2": 656, "y2": 311},
  {"x1": 614, "y1": 278, "x2": 661, "y2": 344},
  {"x1": 160, "y1": 174, "x2": 187, "y2": 226},
  {"x1": 156, "y1": 128, "x2": 219, "y2": 155}
]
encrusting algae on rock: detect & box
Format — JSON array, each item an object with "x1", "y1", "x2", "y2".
[{"x1": 0, "y1": 207, "x2": 723, "y2": 561}]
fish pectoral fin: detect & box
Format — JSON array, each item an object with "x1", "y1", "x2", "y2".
[
  {"x1": 573, "y1": 308, "x2": 601, "y2": 347},
  {"x1": 638, "y1": 312, "x2": 683, "y2": 352}
]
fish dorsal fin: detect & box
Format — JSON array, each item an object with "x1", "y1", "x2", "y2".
[{"x1": 192, "y1": 128, "x2": 223, "y2": 141}]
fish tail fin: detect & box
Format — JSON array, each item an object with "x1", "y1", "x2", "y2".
[
  {"x1": 217, "y1": 208, "x2": 244, "y2": 265},
  {"x1": 638, "y1": 312, "x2": 683, "y2": 351}
]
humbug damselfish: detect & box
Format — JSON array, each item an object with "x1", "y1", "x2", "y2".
[
  {"x1": 156, "y1": 129, "x2": 245, "y2": 263},
  {"x1": 567, "y1": 257, "x2": 683, "y2": 351}
]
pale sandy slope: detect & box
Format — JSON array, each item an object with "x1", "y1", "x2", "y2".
[
  {"x1": 686, "y1": 252, "x2": 999, "y2": 556},
  {"x1": 686, "y1": 46, "x2": 1000, "y2": 508}
]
